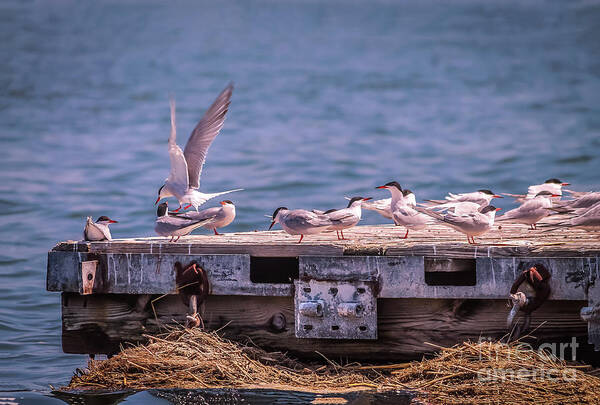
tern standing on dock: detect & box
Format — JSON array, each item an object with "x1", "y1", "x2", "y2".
[
  {"x1": 269, "y1": 207, "x2": 335, "y2": 243},
  {"x1": 496, "y1": 191, "x2": 556, "y2": 230},
  {"x1": 362, "y1": 189, "x2": 416, "y2": 220},
  {"x1": 376, "y1": 182, "x2": 429, "y2": 239},
  {"x1": 553, "y1": 191, "x2": 600, "y2": 211},
  {"x1": 154, "y1": 202, "x2": 217, "y2": 242},
  {"x1": 156, "y1": 83, "x2": 242, "y2": 211},
  {"x1": 83, "y1": 216, "x2": 118, "y2": 241},
  {"x1": 321, "y1": 196, "x2": 372, "y2": 240},
  {"x1": 417, "y1": 205, "x2": 501, "y2": 244},
  {"x1": 503, "y1": 178, "x2": 569, "y2": 202},
  {"x1": 544, "y1": 201, "x2": 600, "y2": 232},
  {"x1": 173, "y1": 200, "x2": 236, "y2": 235}
]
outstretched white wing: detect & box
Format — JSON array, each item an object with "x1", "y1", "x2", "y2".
[
  {"x1": 184, "y1": 83, "x2": 234, "y2": 189},
  {"x1": 166, "y1": 97, "x2": 189, "y2": 197}
]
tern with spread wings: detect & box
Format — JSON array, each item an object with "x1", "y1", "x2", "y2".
[{"x1": 156, "y1": 84, "x2": 242, "y2": 211}]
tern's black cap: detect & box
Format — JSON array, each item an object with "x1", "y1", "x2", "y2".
[
  {"x1": 272, "y1": 207, "x2": 288, "y2": 219},
  {"x1": 477, "y1": 189, "x2": 495, "y2": 195},
  {"x1": 377, "y1": 181, "x2": 402, "y2": 191},
  {"x1": 544, "y1": 178, "x2": 563, "y2": 184},
  {"x1": 347, "y1": 197, "x2": 366, "y2": 207},
  {"x1": 480, "y1": 205, "x2": 498, "y2": 214}
]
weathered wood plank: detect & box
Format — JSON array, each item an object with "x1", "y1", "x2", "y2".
[
  {"x1": 299, "y1": 256, "x2": 594, "y2": 300},
  {"x1": 49, "y1": 252, "x2": 596, "y2": 299},
  {"x1": 61, "y1": 293, "x2": 592, "y2": 361},
  {"x1": 51, "y1": 224, "x2": 600, "y2": 258},
  {"x1": 48, "y1": 252, "x2": 291, "y2": 296}
]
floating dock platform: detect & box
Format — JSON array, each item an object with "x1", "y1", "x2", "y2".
[{"x1": 47, "y1": 224, "x2": 600, "y2": 360}]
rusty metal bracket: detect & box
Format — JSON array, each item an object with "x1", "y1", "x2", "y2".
[
  {"x1": 80, "y1": 260, "x2": 98, "y2": 295},
  {"x1": 295, "y1": 280, "x2": 377, "y2": 339}
]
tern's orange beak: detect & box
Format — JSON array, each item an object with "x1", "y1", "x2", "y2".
[
  {"x1": 363, "y1": 197, "x2": 372, "y2": 201},
  {"x1": 155, "y1": 196, "x2": 161, "y2": 205},
  {"x1": 268, "y1": 221, "x2": 275, "y2": 230},
  {"x1": 493, "y1": 195, "x2": 503, "y2": 198},
  {"x1": 561, "y1": 183, "x2": 570, "y2": 186},
  {"x1": 551, "y1": 194, "x2": 560, "y2": 197},
  {"x1": 220, "y1": 201, "x2": 226, "y2": 206},
  {"x1": 375, "y1": 186, "x2": 387, "y2": 189},
  {"x1": 495, "y1": 208, "x2": 502, "y2": 211},
  {"x1": 109, "y1": 220, "x2": 118, "y2": 223}
]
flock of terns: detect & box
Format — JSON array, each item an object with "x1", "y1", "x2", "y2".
[{"x1": 83, "y1": 84, "x2": 600, "y2": 244}]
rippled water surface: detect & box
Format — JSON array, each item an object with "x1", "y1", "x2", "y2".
[{"x1": 1, "y1": 0, "x2": 599, "y2": 401}]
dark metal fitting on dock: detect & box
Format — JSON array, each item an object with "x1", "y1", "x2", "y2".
[
  {"x1": 80, "y1": 260, "x2": 98, "y2": 295},
  {"x1": 185, "y1": 295, "x2": 203, "y2": 329},
  {"x1": 581, "y1": 305, "x2": 600, "y2": 322},
  {"x1": 298, "y1": 301, "x2": 324, "y2": 317},
  {"x1": 175, "y1": 262, "x2": 210, "y2": 329},
  {"x1": 507, "y1": 264, "x2": 552, "y2": 338},
  {"x1": 337, "y1": 302, "x2": 364, "y2": 318},
  {"x1": 176, "y1": 262, "x2": 210, "y2": 299}
]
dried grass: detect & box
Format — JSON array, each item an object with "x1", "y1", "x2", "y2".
[{"x1": 67, "y1": 327, "x2": 600, "y2": 404}]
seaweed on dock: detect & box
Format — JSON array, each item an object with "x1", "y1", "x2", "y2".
[{"x1": 66, "y1": 327, "x2": 600, "y2": 404}]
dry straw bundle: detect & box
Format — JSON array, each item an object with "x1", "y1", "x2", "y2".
[
  {"x1": 68, "y1": 327, "x2": 375, "y2": 392},
  {"x1": 68, "y1": 327, "x2": 600, "y2": 404},
  {"x1": 388, "y1": 341, "x2": 600, "y2": 404}
]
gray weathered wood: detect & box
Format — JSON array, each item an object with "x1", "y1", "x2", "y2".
[
  {"x1": 61, "y1": 293, "x2": 592, "y2": 360},
  {"x1": 300, "y1": 256, "x2": 594, "y2": 300},
  {"x1": 49, "y1": 251, "x2": 596, "y2": 300},
  {"x1": 51, "y1": 224, "x2": 600, "y2": 258},
  {"x1": 48, "y1": 252, "x2": 291, "y2": 296}
]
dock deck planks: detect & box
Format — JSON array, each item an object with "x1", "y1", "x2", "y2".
[{"x1": 52, "y1": 223, "x2": 600, "y2": 258}]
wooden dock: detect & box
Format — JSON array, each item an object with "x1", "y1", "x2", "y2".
[{"x1": 47, "y1": 224, "x2": 600, "y2": 361}]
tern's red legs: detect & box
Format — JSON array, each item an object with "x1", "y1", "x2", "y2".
[
  {"x1": 297, "y1": 235, "x2": 304, "y2": 243},
  {"x1": 213, "y1": 228, "x2": 221, "y2": 235}
]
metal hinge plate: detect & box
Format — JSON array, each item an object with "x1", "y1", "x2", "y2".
[
  {"x1": 294, "y1": 280, "x2": 377, "y2": 339},
  {"x1": 80, "y1": 260, "x2": 98, "y2": 295}
]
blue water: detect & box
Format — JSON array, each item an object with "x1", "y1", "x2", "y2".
[{"x1": 1, "y1": 0, "x2": 599, "y2": 401}]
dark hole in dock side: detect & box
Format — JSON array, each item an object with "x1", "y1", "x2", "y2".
[
  {"x1": 424, "y1": 258, "x2": 476, "y2": 286},
  {"x1": 250, "y1": 257, "x2": 299, "y2": 284}
]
